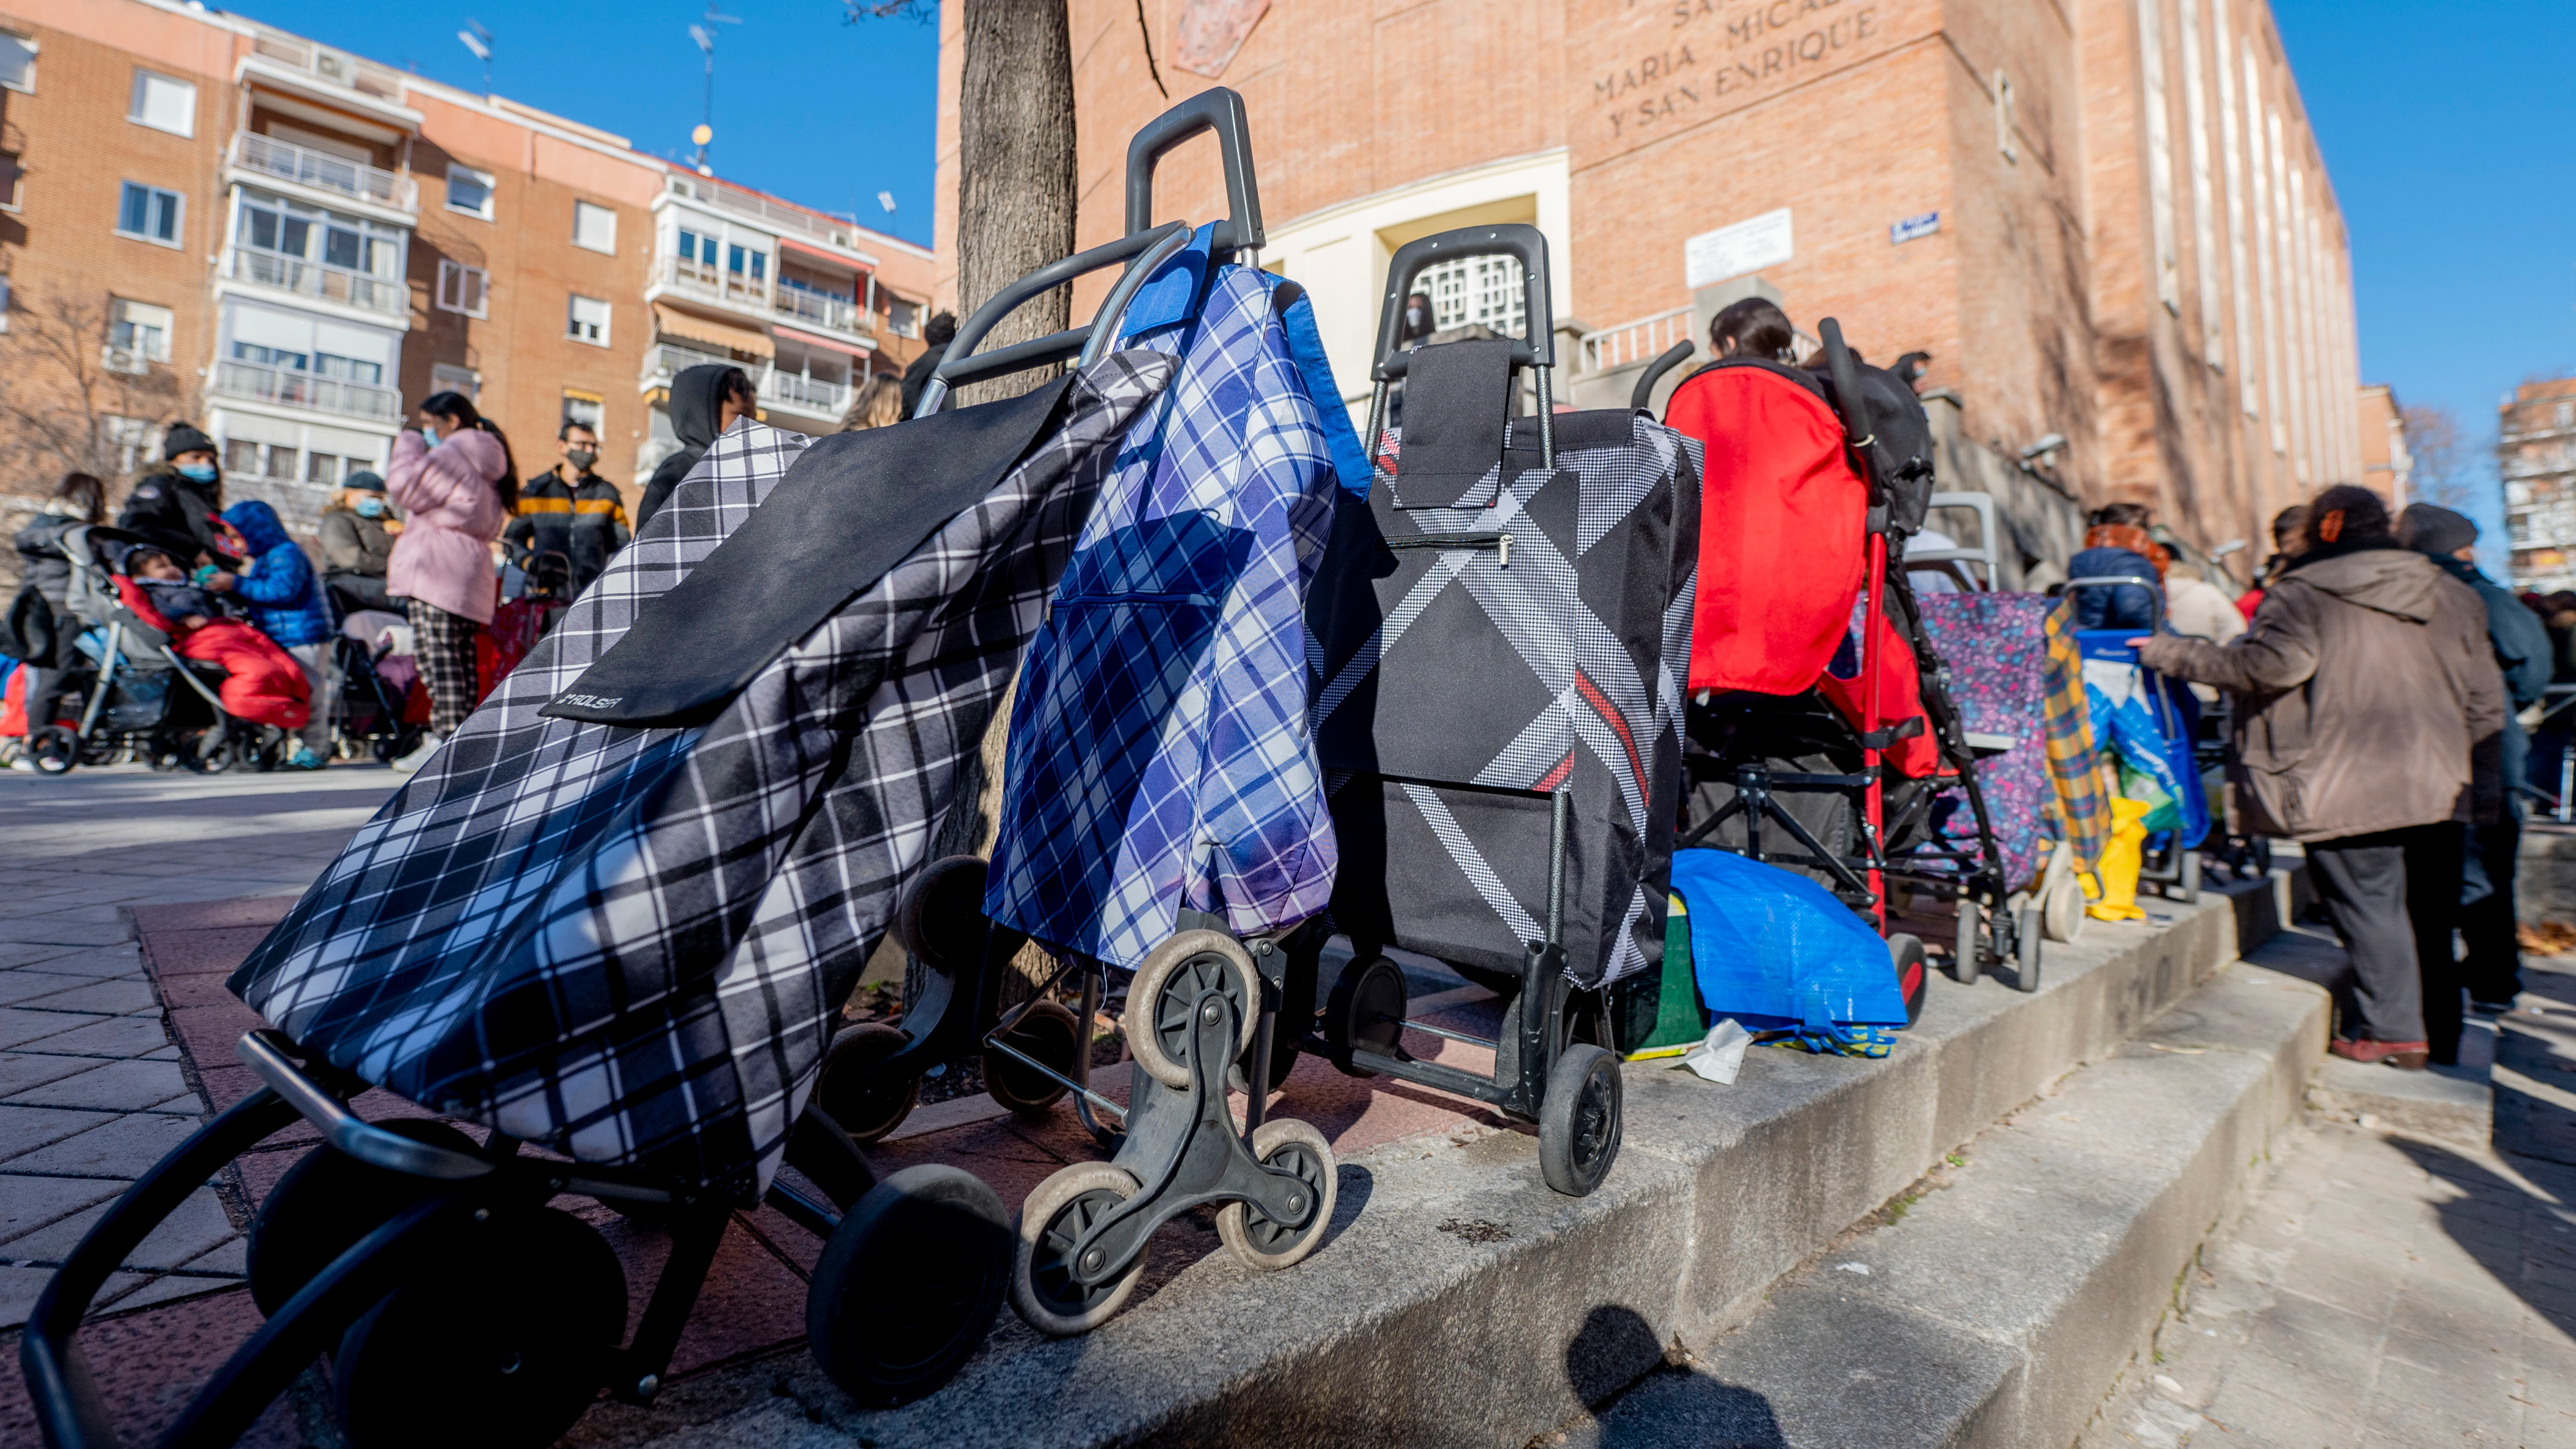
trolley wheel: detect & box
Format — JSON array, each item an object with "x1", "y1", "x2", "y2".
[
  {"x1": 246, "y1": 1119, "x2": 484, "y2": 1316},
  {"x1": 26, "y1": 726, "x2": 79, "y2": 776},
  {"x1": 814, "y1": 1021, "x2": 919, "y2": 1145},
  {"x1": 2041, "y1": 863, "x2": 2088, "y2": 944},
  {"x1": 893, "y1": 855, "x2": 990, "y2": 977},
  {"x1": 1890, "y1": 933, "x2": 1929, "y2": 1028},
  {"x1": 1216, "y1": 1117, "x2": 1339, "y2": 1270},
  {"x1": 1323, "y1": 955, "x2": 1406, "y2": 1079},
  {"x1": 332, "y1": 1205, "x2": 626, "y2": 1449},
  {"x1": 1125, "y1": 930, "x2": 1260, "y2": 1091},
  {"x1": 1951, "y1": 899, "x2": 1983, "y2": 987},
  {"x1": 986, "y1": 998, "x2": 1081, "y2": 1118},
  {"x1": 2169, "y1": 850, "x2": 2202, "y2": 904},
  {"x1": 1010, "y1": 1162, "x2": 1145, "y2": 1336},
  {"x1": 2013, "y1": 904, "x2": 2043, "y2": 993},
  {"x1": 1539, "y1": 1043, "x2": 1623, "y2": 1197},
  {"x1": 806, "y1": 1165, "x2": 1011, "y2": 1407}
]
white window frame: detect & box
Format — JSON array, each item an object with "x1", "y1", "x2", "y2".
[
  {"x1": 128, "y1": 69, "x2": 196, "y2": 137},
  {"x1": 566, "y1": 293, "x2": 611, "y2": 347},
  {"x1": 0, "y1": 148, "x2": 19, "y2": 213},
  {"x1": 446, "y1": 163, "x2": 495, "y2": 221},
  {"x1": 109, "y1": 297, "x2": 173, "y2": 363},
  {"x1": 436, "y1": 258, "x2": 489, "y2": 318},
  {"x1": 115, "y1": 181, "x2": 184, "y2": 248},
  {"x1": 431, "y1": 362, "x2": 482, "y2": 398},
  {"x1": 0, "y1": 31, "x2": 35, "y2": 95},
  {"x1": 572, "y1": 200, "x2": 617, "y2": 254}
]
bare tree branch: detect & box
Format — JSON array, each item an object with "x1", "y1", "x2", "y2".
[
  {"x1": 0, "y1": 284, "x2": 193, "y2": 490},
  {"x1": 2401, "y1": 402, "x2": 2475, "y2": 511}
]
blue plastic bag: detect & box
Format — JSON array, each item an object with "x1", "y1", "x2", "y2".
[
  {"x1": 1671, "y1": 850, "x2": 1909, "y2": 1047},
  {"x1": 2074, "y1": 630, "x2": 2210, "y2": 849}
]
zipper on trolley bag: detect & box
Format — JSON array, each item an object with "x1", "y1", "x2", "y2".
[{"x1": 1384, "y1": 531, "x2": 1512, "y2": 567}]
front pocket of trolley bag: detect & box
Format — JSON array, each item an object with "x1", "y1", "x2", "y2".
[{"x1": 1326, "y1": 773, "x2": 1566, "y2": 985}]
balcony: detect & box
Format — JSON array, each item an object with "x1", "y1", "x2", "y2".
[
  {"x1": 644, "y1": 341, "x2": 735, "y2": 387},
  {"x1": 212, "y1": 358, "x2": 401, "y2": 423},
  {"x1": 760, "y1": 368, "x2": 849, "y2": 416},
  {"x1": 224, "y1": 248, "x2": 409, "y2": 320},
  {"x1": 232, "y1": 132, "x2": 414, "y2": 214},
  {"x1": 663, "y1": 254, "x2": 767, "y2": 310},
  {"x1": 775, "y1": 285, "x2": 872, "y2": 336}
]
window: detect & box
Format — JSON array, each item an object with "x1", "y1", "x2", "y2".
[
  {"x1": 224, "y1": 439, "x2": 300, "y2": 480},
  {"x1": 109, "y1": 298, "x2": 172, "y2": 362},
  {"x1": 727, "y1": 243, "x2": 767, "y2": 283},
  {"x1": 306, "y1": 452, "x2": 344, "y2": 486},
  {"x1": 0, "y1": 150, "x2": 19, "y2": 212},
  {"x1": 116, "y1": 182, "x2": 182, "y2": 246},
  {"x1": 128, "y1": 70, "x2": 195, "y2": 137},
  {"x1": 567, "y1": 293, "x2": 610, "y2": 347},
  {"x1": 436, "y1": 259, "x2": 488, "y2": 317},
  {"x1": 573, "y1": 200, "x2": 617, "y2": 254},
  {"x1": 446, "y1": 164, "x2": 494, "y2": 220},
  {"x1": 677, "y1": 228, "x2": 709, "y2": 265},
  {"x1": 887, "y1": 299, "x2": 919, "y2": 338},
  {"x1": 562, "y1": 391, "x2": 604, "y2": 431},
  {"x1": 238, "y1": 191, "x2": 402, "y2": 275},
  {"x1": 314, "y1": 352, "x2": 383, "y2": 386},
  {"x1": 101, "y1": 416, "x2": 158, "y2": 474},
  {"x1": 432, "y1": 363, "x2": 482, "y2": 398},
  {"x1": 1995, "y1": 71, "x2": 2017, "y2": 164},
  {"x1": 233, "y1": 340, "x2": 310, "y2": 371},
  {"x1": 0, "y1": 31, "x2": 35, "y2": 93}
]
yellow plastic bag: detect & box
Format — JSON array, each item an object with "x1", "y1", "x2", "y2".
[{"x1": 2087, "y1": 797, "x2": 2152, "y2": 922}]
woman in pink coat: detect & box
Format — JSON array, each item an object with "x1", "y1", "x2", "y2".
[{"x1": 386, "y1": 390, "x2": 516, "y2": 770}]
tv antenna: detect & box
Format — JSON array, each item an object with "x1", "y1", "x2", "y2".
[
  {"x1": 688, "y1": 5, "x2": 742, "y2": 174},
  {"x1": 456, "y1": 20, "x2": 493, "y2": 93}
]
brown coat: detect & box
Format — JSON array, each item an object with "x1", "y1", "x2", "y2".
[{"x1": 2137, "y1": 543, "x2": 2504, "y2": 843}]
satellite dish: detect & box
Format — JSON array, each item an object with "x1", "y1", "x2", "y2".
[
  {"x1": 692, "y1": 123, "x2": 714, "y2": 147},
  {"x1": 689, "y1": 23, "x2": 713, "y2": 51}
]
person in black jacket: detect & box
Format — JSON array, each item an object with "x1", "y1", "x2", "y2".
[
  {"x1": 896, "y1": 311, "x2": 957, "y2": 420},
  {"x1": 634, "y1": 365, "x2": 753, "y2": 532},
  {"x1": 8, "y1": 472, "x2": 107, "y2": 764},
  {"x1": 505, "y1": 419, "x2": 630, "y2": 593},
  {"x1": 116, "y1": 424, "x2": 239, "y2": 572}
]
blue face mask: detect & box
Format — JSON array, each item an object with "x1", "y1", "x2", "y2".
[
  {"x1": 177, "y1": 463, "x2": 216, "y2": 483},
  {"x1": 354, "y1": 496, "x2": 386, "y2": 519}
]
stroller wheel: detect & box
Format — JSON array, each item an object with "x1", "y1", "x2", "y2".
[
  {"x1": 1951, "y1": 900, "x2": 1984, "y2": 987},
  {"x1": 1125, "y1": 930, "x2": 1260, "y2": 1091},
  {"x1": 1539, "y1": 1043, "x2": 1623, "y2": 1197},
  {"x1": 247, "y1": 1119, "x2": 485, "y2": 1315},
  {"x1": 1011, "y1": 1162, "x2": 1144, "y2": 1335},
  {"x1": 1890, "y1": 933, "x2": 1929, "y2": 1027},
  {"x1": 895, "y1": 855, "x2": 992, "y2": 977},
  {"x1": 26, "y1": 726, "x2": 79, "y2": 775},
  {"x1": 2013, "y1": 905, "x2": 2043, "y2": 993},
  {"x1": 1216, "y1": 1118, "x2": 1338, "y2": 1270},
  {"x1": 1323, "y1": 955, "x2": 1407, "y2": 1079},
  {"x1": 815, "y1": 1021, "x2": 920, "y2": 1144},
  {"x1": 183, "y1": 733, "x2": 237, "y2": 775},
  {"x1": 986, "y1": 998, "x2": 1082, "y2": 1117},
  {"x1": 333, "y1": 1204, "x2": 625, "y2": 1449},
  {"x1": 807, "y1": 1164, "x2": 1010, "y2": 1407}
]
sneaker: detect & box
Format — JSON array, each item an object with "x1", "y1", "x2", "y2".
[
  {"x1": 5, "y1": 758, "x2": 34, "y2": 773},
  {"x1": 2469, "y1": 998, "x2": 2517, "y2": 1017},
  {"x1": 388, "y1": 732, "x2": 444, "y2": 774},
  {"x1": 284, "y1": 746, "x2": 327, "y2": 771},
  {"x1": 2329, "y1": 1037, "x2": 2430, "y2": 1070}
]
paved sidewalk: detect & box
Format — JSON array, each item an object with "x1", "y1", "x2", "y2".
[{"x1": 0, "y1": 764, "x2": 395, "y2": 1330}]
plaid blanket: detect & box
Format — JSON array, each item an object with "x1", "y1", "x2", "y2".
[
  {"x1": 228, "y1": 354, "x2": 1175, "y2": 1197},
  {"x1": 2041, "y1": 600, "x2": 2111, "y2": 877},
  {"x1": 986, "y1": 267, "x2": 1345, "y2": 968}
]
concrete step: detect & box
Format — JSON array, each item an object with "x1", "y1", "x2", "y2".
[
  {"x1": 606, "y1": 870, "x2": 2295, "y2": 1449},
  {"x1": 1559, "y1": 957, "x2": 2327, "y2": 1447}
]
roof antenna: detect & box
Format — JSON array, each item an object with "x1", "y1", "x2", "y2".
[
  {"x1": 688, "y1": 5, "x2": 742, "y2": 176},
  {"x1": 456, "y1": 20, "x2": 493, "y2": 93}
]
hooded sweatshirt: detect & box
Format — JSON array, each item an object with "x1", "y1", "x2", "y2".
[
  {"x1": 386, "y1": 427, "x2": 510, "y2": 624},
  {"x1": 2138, "y1": 540, "x2": 2505, "y2": 842},
  {"x1": 221, "y1": 500, "x2": 334, "y2": 646},
  {"x1": 116, "y1": 464, "x2": 236, "y2": 567},
  {"x1": 635, "y1": 365, "x2": 735, "y2": 532}
]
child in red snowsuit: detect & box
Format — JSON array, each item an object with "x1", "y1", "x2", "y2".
[{"x1": 123, "y1": 549, "x2": 310, "y2": 731}]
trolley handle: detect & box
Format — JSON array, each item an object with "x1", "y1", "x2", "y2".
[
  {"x1": 915, "y1": 220, "x2": 1196, "y2": 417},
  {"x1": 1371, "y1": 224, "x2": 1555, "y2": 381},
  {"x1": 237, "y1": 1030, "x2": 495, "y2": 1181},
  {"x1": 1630, "y1": 340, "x2": 1697, "y2": 415},
  {"x1": 1124, "y1": 86, "x2": 1264, "y2": 257}
]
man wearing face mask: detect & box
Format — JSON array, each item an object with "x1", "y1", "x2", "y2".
[
  {"x1": 116, "y1": 424, "x2": 241, "y2": 577},
  {"x1": 318, "y1": 472, "x2": 399, "y2": 614},
  {"x1": 504, "y1": 419, "x2": 630, "y2": 594}
]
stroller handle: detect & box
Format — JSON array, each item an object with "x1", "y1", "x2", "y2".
[
  {"x1": 1372, "y1": 223, "x2": 1555, "y2": 380},
  {"x1": 914, "y1": 220, "x2": 1195, "y2": 417},
  {"x1": 1125, "y1": 86, "x2": 1264, "y2": 257},
  {"x1": 1630, "y1": 340, "x2": 1697, "y2": 415},
  {"x1": 1816, "y1": 318, "x2": 1879, "y2": 506}
]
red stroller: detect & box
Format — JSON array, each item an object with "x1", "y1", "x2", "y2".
[{"x1": 1664, "y1": 322, "x2": 2035, "y2": 1011}]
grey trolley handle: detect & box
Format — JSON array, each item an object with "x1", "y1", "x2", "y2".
[
  {"x1": 1125, "y1": 85, "x2": 1264, "y2": 258},
  {"x1": 1366, "y1": 223, "x2": 1558, "y2": 472},
  {"x1": 913, "y1": 220, "x2": 1195, "y2": 417}
]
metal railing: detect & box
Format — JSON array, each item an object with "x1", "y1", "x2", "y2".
[
  {"x1": 663, "y1": 254, "x2": 767, "y2": 309},
  {"x1": 645, "y1": 341, "x2": 734, "y2": 385},
  {"x1": 775, "y1": 285, "x2": 871, "y2": 335},
  {"x1": 212, "y1": 358, "x2": 401, "y2": 422},
  {"x1": 1578, "y1": 307, "x2": 1695, "y2": 373},
  {"x1": 224, "y1": 248, "x2": 409, "y2": 319},
  {"x1": 760, "y1": 369, "x2": 849, "y2": 414},
  {"x1": 231, "y1": 132, "x2": 413, "y2": 212},
  {"x1": 670, "y1": 175, "x2": 862, "y2": 251},
  {"x1": 249, "y1": 29, "x2": 409, "y2": 103}
]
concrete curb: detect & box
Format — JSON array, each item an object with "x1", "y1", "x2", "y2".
[{"x1": 597, "y1": 874, "x2": 2291, "y2": 1449}]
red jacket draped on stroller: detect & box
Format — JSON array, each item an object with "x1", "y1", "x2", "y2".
[{"x1": 113, "y1": 575, "x2": 310, "y2": 730}]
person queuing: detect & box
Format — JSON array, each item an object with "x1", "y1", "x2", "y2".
[
  {"x1": 2138, "y1": 486, "x2": 2504, "y2": 1071},
  {"x1": 317, "y1": 472, "x2": 398, "y2": 615},
  {"x1": 2399, "y1": 504, "x2": 2552, "y2": 1016},
  {"x1": 839, "y1": 374, "x2": 904, "y2": 432},
  {"x1": 505, "y1": 419, "x2": 630, "y2": 595},
  {"x1": 7, "y1": 472, "x2": 105, "y2": 768},
  {"x1": 2237, "y1": 505, "x2": 2309, "y2": 621},
  {"x1": 117, "y1": 424, "x2": 239, "y2": 574},
  {"x1": 634, "y1": 365, "x2": 754, "y2": 533},
  {"x1": 217, "y1": 500, "x2": 333, "y2": 770},
  {"x1": 2068, "y1": 502, "x2": 2164, "y2": 631},
  {"x1": 386, "y1": 390, "x2": 516, "y2": 772},
  {"x1": 898, "y1": 311, "x2": 958, "y2": 420}
]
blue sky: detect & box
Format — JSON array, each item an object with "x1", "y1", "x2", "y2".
[
  {"x1": 2275, "y1": 0, "x2": 2576, "y2": 571},
  {"x1": 225, "y1": 1, "x2": 942, "y2": 247}
]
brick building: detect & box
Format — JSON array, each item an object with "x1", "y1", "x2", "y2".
[
  {"x1": 2502, "y1": 377, "x2": 2576, "y2": 594},
  {"x1": 933, "y1": 0, "x2": 2366, "y2": 583},
  {"x1": 0, "y1": 0, "x2": 933, "y2": 557},
  {"x1": 2353, "y1": 381, "x2": 2409, "y2": 508}
]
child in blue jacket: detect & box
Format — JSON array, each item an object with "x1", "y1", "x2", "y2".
[{"x1": 221, "y1": 500, "x2": 333, "y2": 768}]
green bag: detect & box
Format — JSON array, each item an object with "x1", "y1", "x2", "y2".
[{"x1": 1610, "y1": 894, "x2": 1710, "y2": 1057}]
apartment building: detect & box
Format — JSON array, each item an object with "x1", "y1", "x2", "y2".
[
  {"x1": 939, "y1": 0, "x2": 2367, "y2": 581},
  {"x1": 0, "y1": 0, "x2": 932, "y2": 547},
  {"x1": 2502, "y1": 377, "x2": 2576, "y2": 594}
]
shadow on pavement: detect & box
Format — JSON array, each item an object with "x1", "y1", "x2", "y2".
[{"x1": 1568, "y1": 1304, "x2": 1787, "y2": 1448}]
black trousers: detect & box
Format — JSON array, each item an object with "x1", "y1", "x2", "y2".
[
  {"x1": 2460, "y1": 805, "x2": 2524, "y2": 1006},
  {"x1": 2306, "y1": 823, "x2": 2467, "y2": 1060}
]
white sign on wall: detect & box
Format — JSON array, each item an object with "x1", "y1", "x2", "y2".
[{"x1": 1684, "y1": 208, "x2": 1794, "y2": 290}]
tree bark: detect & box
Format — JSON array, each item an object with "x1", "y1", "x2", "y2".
[{"x1": 954, "y1": 0, "x2": 1076, "y2": 409}]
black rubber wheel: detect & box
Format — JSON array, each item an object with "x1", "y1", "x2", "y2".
[
  {"x1": 26, "y1": 726, "x2": 78, "y2": 776},
  {"x1": 1951, "y1": 900, "x2": 1983, "y2": 987},
  {"x1": 893, "y1": 855, "x2": 990, "y2": 977},
  {"x1": 183, "y1": 732, "x2": 237, "y2": 775},
  {"x1": 1125, "y1": 930, "x2": 1259, "y2": 1090},
  {"x1": 1216, "y1": 1118, "x2": 1338, "y2": 1269},
  {"x1": 247, "y1": 1119, "x2": 484, "y2": 1316},
  {"x1": 1890, "y1": 933, "x2": 1929, "y2": 1028},
  {"x1": 2013, "y1": 905, "x2": 2042, "y2": 993},
  {"x1": 1324, "y1": 955, "x2": 1406, "y2": 1079},
  {"x1": 807, "y1": 1164, "x2": 1010, "y2": 1407},
  {"x1": 1010, "y1": 1163, "x2": 1144, "y2": 1335},
  {"x1": 1539, "y1": 1042, "x2": 1622, "y2": 1197},
  {"x1": 332, "y1": 1205, "x2": 626, "y2": 1449},
  {"x1": 986, "y1": 998, "x2": 1080, "y2": 1118},
  {"x1": 814, "y1": 1021, "x2": 919, "y2": 1145}
]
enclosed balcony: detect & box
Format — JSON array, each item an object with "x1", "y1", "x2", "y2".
[
  {"x1": 759, "y1": 367, "x2": 849, "y2": 417},
  {"x1": 231, "y1": 132, "x2": 414, "y2": 214},
  {"x1": 664, "y1": 254, "x2": 767, "y2": 310},
  {"x1": 775, "y1": 283, "x2": 871, "y2": 336},
  {"x1": 223, "y1": 248, "x2": 409, "y2": 320},
  {"x1": 212, "y1": 358, "x2": 401, "y2": 423}
]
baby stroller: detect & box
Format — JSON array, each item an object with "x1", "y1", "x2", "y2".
[
  {"x1": 20, "y1": 525, "x2": 286, "y2": 775},
  {"x1": 22, "y1": 137, "x2": 1197, "y2": 1449},
  {"x1": 1673, "y1": 323, "x2": 2034, "y2": 1005},
  {"x1": 1296, "y1": 224, "x2": 1703, "y2": 1198}
]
